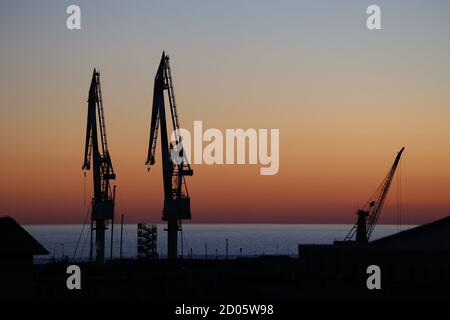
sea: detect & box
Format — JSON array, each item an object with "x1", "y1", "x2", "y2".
[{"x1": 24, "y1": 224, "x2": 414, "y2": 263}]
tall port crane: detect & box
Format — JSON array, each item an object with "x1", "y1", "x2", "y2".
[
  {"x1": 339, "y1": 147, "x2": 404, "y2": 244},
  {"x1": 82, "y1": 69, "x2": 116, "y2": 263},
  {"x1": 146, "y1": 52, "x2": 193, "y2": 259}
]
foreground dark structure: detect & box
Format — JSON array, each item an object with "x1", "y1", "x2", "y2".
[
  {"x1": 2, "y1": 216, "x2": 449, "y2": 300},
  {"x1": 30, "y1": 253, "x2": 450, "y2": 300},
  {"x1": 299, "y1": 215, "x2": 450, "y2": 298},
  {"x1": 0, "y1": 217, "x2": 48, "y2": 299},
  {"x1": 13, "y1": 216, "x2": 450, "y2": 300}
]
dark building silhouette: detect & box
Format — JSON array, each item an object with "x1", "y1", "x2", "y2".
[
  {"x1": 299, "y1": 216, "x2": 450, "y2": 289},
  {"x1": 371, "y1": 216, "x2": 450, "y2": 251},
  {"x1": 0, "y1": 216, "x2": 48, "y2": 299}
]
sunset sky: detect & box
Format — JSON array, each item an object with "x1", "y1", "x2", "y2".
[{"x1": 1, "y1": 0, "x2": 450, "y2": 224}]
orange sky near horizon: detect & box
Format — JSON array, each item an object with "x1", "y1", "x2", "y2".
[{"x1": 1, "y1": 1, "x2": 450, "y2": 225}]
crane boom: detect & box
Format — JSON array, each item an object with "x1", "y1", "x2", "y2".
[
  {"x1": 146, "y1": 52, "x2": 193, "y2": 259},
  {"x1": 82, "y1": 69, "x2": 116, "y2": 263},
  {"x1": 341, "y1": 147, "x2": 404, "y2": 243}
]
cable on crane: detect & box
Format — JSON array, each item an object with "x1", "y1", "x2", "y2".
[
  {"x1": 83, "y1": 171, "x2": 87, "y2": 208},
  {"x1": 396, "y1": 158, "x2": 402, "y2": 231},
  {"x1": 404, "y1": 156, "x2": 409, "y2": 226},
  {"x1": 72, "y1": 204, "x2": 91, "y2": 262},
  {"x1": 79, "y1": 221, "x2": 92, "y2": 261},
  {"x1": 180, "y1": 220, "x2": 184, "y2": 258}
]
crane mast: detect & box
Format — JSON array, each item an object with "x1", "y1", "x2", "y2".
[
  {"x1": 341, "y1": 147, "x2": 404, "y2": 244},
  {"x1": 82, "y1": 69, "x2": 116, "y2": 263},
  {"x1": 146, "y1": 52, "x2": 193, "y2": 260}
]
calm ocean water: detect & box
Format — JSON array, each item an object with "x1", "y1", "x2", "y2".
[{"x1": 24, "y1": 224, "x2": 414, "y2": 263}]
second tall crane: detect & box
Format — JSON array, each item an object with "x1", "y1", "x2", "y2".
[{"x1": 146, "y1": 52, "x2": 193, "y2": 259}]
